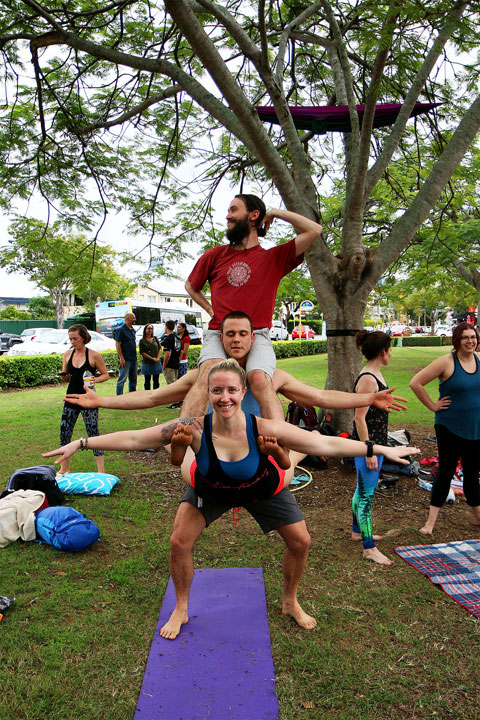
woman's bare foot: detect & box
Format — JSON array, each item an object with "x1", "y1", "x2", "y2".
[
  {"x1": 257, "y1": 435, "x2": 291, "y2": 470},
  {"x1": 351, "y1": 531, "x2": 383, "y2": 541},
  {"x1": 159, "y1": 607, "x2": 189, "y2": 640},
  {"x1": 170, "y1": 424, "x2": 193, "y2": 466},
  {"x1": 363, "y1": 547, "x2": 394, "y2": 566},
  {"x1": 282, "y1": 599, "x2": 317, "y2": 629},
  {"x1": 419, "y1": 524, "x2": 434, "y2": 535}
]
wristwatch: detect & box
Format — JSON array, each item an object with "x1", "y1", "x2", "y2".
[{"x1": 365, "y1": 440, "x2": 374, "y2": 458}]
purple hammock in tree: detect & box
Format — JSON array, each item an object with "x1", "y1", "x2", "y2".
[{"x1": 255, "y1": 102, "x2": 440, "y2": 134}]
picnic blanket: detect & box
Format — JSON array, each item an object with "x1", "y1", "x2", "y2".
[{"x1": 395, "y1": 539, "x2": 480, "y2": 619}]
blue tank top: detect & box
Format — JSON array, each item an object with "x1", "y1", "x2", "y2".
[
  {"x1": 196, "y1": 413, "x2": 260, "y2": 480},
  {"x1": 436, "y1": 353, "x2": 480, "y2": 440}
]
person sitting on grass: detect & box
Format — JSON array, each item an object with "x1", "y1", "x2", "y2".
[{"x1": 43, "y1": 358, "x2": 419, "y2": 641}]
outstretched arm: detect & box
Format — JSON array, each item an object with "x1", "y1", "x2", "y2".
[
  {"x1": 262, "y1": 209, "x2": 322, "y2": 256},
  {"x1": 257, "y1": 418, "x2": 419, "y2": 465},
  {"x1": 65, "y1": 369, "x2": 198, "y2": 410},
  {"x1": 42, "y1": 416, "x2": 204, "y2": 465},
  {"x1": 274, "y1": 369, "x2": 407, "y2": 412}
]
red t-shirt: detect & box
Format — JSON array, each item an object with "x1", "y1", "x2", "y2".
[{"x1": 188, "y1": 239, "x2": 303, "y2": 330}]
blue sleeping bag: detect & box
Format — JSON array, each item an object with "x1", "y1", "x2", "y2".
[{"x1": 35, "y1": 506, "x2": 100, "y2": 552}]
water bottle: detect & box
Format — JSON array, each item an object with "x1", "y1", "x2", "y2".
[
  {"x1": 418, "y1": 479, "x2": 432, "y2": 492},
  {"x1": 446, "y1": 488, "x2": 455, "y2": 505},
  {"x1": 83, "y1": 371, "x2": 95, "y2": 389},
  {"x1": 418, "y1": 479, "x2": 455, "y2": 504}
]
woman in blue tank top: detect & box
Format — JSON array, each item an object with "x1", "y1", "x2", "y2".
[
  {"x1": 410, "y1": 322, "x2": 480, "y2": 535},
  {"x1": 45, "y1": 360, "x2": 419, "y2": 504}
]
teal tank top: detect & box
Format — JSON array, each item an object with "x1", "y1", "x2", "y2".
[{"x1": 435, "y1": 354, "x2": 480, "y2": 440}]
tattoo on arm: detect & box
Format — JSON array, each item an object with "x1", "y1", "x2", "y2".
[{"x1": 158, "y1": 417, "x2": 202, "y2": 444}]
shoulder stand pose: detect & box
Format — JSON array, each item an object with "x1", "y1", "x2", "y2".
[
  {"x1": 183, "y1": 194, "x2": 323, "y2": 421},
  {"x1": 44, "y1": 358, "x2": 418, "y2": 641},
  {"x1": 58, "y1": 324, "x2": 109, "y2": 476},
  {"x1": 410, "y1": 322, "x2": 480, "y2": 535},
  {"x1": 351, "y1": 331, "x2": 395, "y2": 566}
]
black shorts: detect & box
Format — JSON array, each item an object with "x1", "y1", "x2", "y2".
[{"x1": 179, "y1": 486, "x2": 304, "y2": 534}]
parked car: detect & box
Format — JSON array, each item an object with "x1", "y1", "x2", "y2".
[
  {"x1": 434, "y1": 325, "x2": 452, "y2": 337},
  {"x1": 6, "y1": 329, "x2": 116, "y2": 356},
  {"x1": 269, "y1": 321, "x2": 288, "y2": 341},
  {"x1": 20, "y1": 327, "x2": 52, "y2": 342},
  {"x1": 390, "y1": 324, "x2": 412, "y2": 337},
  {"x1": 0, "y1": 330, "x2": 23, "y2": 355},
  {"x1": 135, "y1": 323, "x2": 203, "y2": 347},
  {"x1": 291, "y1": 325, "x2": 315, "y2": 340}
]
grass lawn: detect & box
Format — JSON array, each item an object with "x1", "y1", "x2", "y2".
[{"x1": 1, "y1": 346, "x2": 479, "y2": 720}]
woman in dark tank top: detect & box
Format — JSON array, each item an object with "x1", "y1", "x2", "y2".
[
  {"x1": 58, "y1": 324, "x2": 109, "y2": 476},
  {"x1": 351, "y1": 330, "x2": 394, "y2": 566}
]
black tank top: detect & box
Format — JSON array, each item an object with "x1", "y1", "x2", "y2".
[
  {"x1": 65, "y1": 348, "x2": 96, "y2": 408},
  {"x1": 351, "y1": 372, "x2": 388, "y2": 445}
]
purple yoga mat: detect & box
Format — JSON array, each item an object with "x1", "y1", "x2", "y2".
[{"x1": 135, "y1": 567, "x2": 279, "y2": 720}]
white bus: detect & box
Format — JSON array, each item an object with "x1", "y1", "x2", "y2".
[{"x1": 95, "y1": 299, "x2": 201, "y2": 337}]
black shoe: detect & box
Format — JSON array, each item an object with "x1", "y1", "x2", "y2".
[{"x1": 167, "y1": 402, "x2": 182, "y2": 409}]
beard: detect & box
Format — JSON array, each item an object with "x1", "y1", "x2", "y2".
[{"x1": 226, "y1": 217, "x2": 250, "y2": 245}]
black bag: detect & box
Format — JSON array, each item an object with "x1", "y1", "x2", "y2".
[
  {"x1": 285, "y1": 402, "x2": 318, "y2": 428},
  {"x1": 3, "y1": 465, "x2": 65, "y2": 506}
]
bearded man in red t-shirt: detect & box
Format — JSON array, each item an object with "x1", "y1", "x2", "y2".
[{"x1": 183, "y1": 193, "x2": 322, "y2": 419}]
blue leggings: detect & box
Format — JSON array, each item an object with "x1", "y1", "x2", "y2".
[{"x1": 352, "y1": 456, "x2": 383, "y2": 549}]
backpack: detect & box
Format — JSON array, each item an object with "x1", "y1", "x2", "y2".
[
  {"x1": 4, "y1": 465, "x2": 65, "y2": 506},
  {"x1": 285, "y1": 402, "x2": 318, "y2": 428},
  {"x1": 35, "y1": 506, "x2": 100, "y2": 552}
]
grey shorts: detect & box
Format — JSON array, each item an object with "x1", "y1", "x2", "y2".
[
  {"x1": 198, "y1": 328, "x2": 276, "y2": 378},
  {"x1": 179, "y1": 486, "x2": 304, "y2": 534}
]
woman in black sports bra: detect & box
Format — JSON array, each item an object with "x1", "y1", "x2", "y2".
[
  {"x1": 351, "y1": 330, "x2": 394, "y2": 566},
  {"x1": 58, "y1": 324, "x2": 109, "y2": 476}
]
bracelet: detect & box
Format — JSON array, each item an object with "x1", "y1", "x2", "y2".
[
  {"x1": 364, "y1": 440, "x2": 374, "y2": 458},
  {"x1": 79, "y1": 437, "x2": 89, "y2": 451}
]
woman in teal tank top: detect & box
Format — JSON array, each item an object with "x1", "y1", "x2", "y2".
[{"x1": 410, "y1": 322, "x2": 480, "y2": 535}]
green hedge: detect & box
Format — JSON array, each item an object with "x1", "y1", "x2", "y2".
[
  {"x1": 398, "y1": 335, "x2": 452, "y2": 347},
  {"x1": 0, "y1": 340, "x2": 329, "y2": 390},
  {"x1": 0, "y1": 351, "x2": 119, "y2": 390}
]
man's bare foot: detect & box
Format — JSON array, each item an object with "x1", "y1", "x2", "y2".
[
  {"x1": 351, "y1": 531, "x2": 383, "y2": 541},
  {"x1": 282, "y1": 599, "x2": 317, "y2": 629},
  {"x1": 159, "y1": 608, "x2": 189, "y2": 640},
  {"x1": 258, "y1": 435, "x2": 291, "y2": 470},
  {"x1": 170, "y1": 424, "x2": 193, "y2": 466},
  {"x1": 363, "y1": 547, "x2": 394, "y2": 566}
]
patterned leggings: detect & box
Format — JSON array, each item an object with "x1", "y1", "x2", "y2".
[
  {"x1": 60, "y1": 404, "x2": 104, "y2": 456},
  {"x1": 352, "y1": 456, "x2": 383, "y2": 549}
]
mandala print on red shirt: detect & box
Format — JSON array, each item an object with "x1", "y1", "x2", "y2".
[{"x1": 227, "y1": 262, "x2": 251, "y2": 287}]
